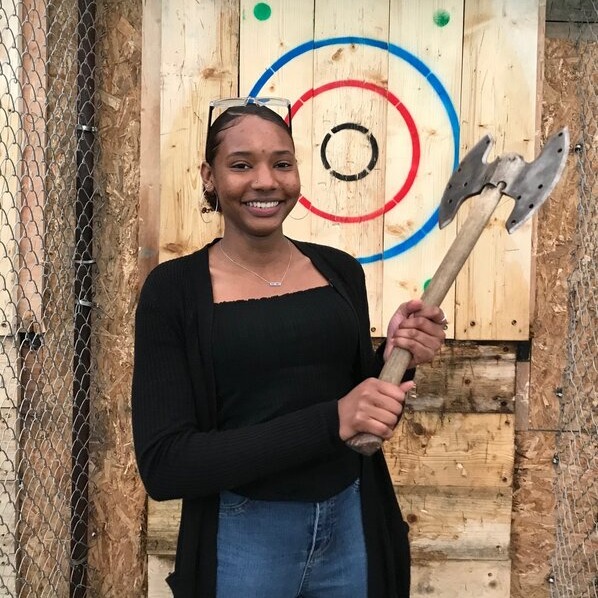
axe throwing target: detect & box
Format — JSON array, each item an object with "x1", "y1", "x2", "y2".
[{"x1": 248, "y1": 36, "x2": 460, "y2": 263}]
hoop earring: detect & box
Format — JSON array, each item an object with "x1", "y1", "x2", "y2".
[{"x1": 200, "y1": 194, "x2": 220, "y2": 224}]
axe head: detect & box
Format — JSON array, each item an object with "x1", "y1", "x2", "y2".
[{"x1": 439, "y1": 127, "x2": 569, "y2": 233}]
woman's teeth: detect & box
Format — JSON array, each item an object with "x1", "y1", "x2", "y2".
[{"x1": 246, "y1": 201, "x2": 280, "y2": 209}]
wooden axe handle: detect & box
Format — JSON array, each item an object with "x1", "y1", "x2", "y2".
[{"x1": 346, "y1": 184, "x2": 504, "y2": 456}]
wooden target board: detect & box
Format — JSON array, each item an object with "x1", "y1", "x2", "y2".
[
  {"x1": 142, "y1": 1, "x2": 543, "y2": 596},
  {"x1": 153, "y1": 0, "x2": 541, "y2": 341}
]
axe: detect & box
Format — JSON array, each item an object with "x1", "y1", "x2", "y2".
[{"x1": 347, "y1": 127, "x2": 570, "y2": 456}]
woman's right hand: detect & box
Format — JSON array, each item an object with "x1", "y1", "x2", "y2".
[{"x1": 337, "y1": 378, "x2": 415, "y2": 442}]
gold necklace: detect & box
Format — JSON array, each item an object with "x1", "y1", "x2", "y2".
[{"x1": 219, "y1": 239, "x2": 293, "y2": 287}]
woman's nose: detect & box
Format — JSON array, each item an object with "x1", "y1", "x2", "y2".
[{"x1": 251, "y1": 165, "x2": 277, "y2": 189}]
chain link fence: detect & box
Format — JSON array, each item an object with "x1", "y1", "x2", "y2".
[
  {"x1": 551, "y1": 5, "x2": 598, "y2": 597},
  {"x1": 0, "y1": 1, "x2": 597, "y2": 597},
  {"x1": 0, "y1": 0, "x2": 95, "y2": 595}
]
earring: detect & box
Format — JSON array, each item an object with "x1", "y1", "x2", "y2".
[{"x1": 200, "y1": 192, "x2": 219, "y2": 224}]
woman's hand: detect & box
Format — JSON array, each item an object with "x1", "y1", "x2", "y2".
[
  {"x1": 337, "y1": 378, "x2": 415, "y2": 441},
  {"x1": 383, "y1": 299, "x2": 446, "y2": 367}
]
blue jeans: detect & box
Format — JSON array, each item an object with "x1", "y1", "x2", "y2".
[{"x1": 216, "y1": 479, "x2": 367, "y2": 597}]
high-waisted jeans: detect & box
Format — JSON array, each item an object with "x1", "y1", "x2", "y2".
[{"x1": 216, "y1": 478, "x2": 367, "y2": 598}]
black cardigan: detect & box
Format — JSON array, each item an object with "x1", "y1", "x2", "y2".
[{"x1": 132, "y1": 238, "x2": 411, "y2": 597}]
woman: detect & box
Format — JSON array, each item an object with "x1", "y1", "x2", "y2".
[{"x1": 132, "y1": 100, "x2": 446, "y2": 597}]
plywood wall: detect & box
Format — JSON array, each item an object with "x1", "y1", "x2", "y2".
[
  {"x1": 152, "y1": 0, "x2": 542, "y2": 341},
  {"x1": 137, "y1": 1, "x2": 550, "y2": 597}
]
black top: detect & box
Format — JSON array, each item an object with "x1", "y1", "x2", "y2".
[
  {"x1": 213, "y1": 285, "x2": 361, "y2": 500},
  {"x1": 132, "y1": 239, "x2": 413, "y2": 597}
]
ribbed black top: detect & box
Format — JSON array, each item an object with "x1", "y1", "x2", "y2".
[{"x1": 213, "y1": 285, "x2": 361, "y2": 500}]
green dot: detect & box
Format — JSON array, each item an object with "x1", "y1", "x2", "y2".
[
  {"x1": 423, "y1": 278, "x2": 432, "y2": 291},
  {"x1": 433, "y1": 9, "x2": 450, "y2": 27},
  {"x1": 254, "y1": 2, "x2": 272, "y2": 21}
]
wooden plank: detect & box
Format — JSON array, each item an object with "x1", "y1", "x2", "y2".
[
  {"x1": 139, "y1": 0, "x2": 162, "y2": 285},
  {"x1": 412, "y1": 559, "x2": 511, "y2": 597},
  {"x1": 159, "y1": 0, "x2": 239, "y2": 262},
  {"x1": 149, "y1": 486, "x2": 514, "y2": 562},
  {"x1": 239, "y1": 0, "x2": 316, "y2": 254},
  {"x1": 147, "y1": 548, "x2": 511, "y2": 598},
  {"x1": 410, "y1": 341, "x2": 516, "y2": 413},
  {"x1": 385, "y1": 412, "x2": 515, "y2": 487},
  {"x1": 456, "y1": 1, "x2": 541, "y2": 340},
  {"x1": 383, "y1": 0, "x2": 463, "y2": 339},
  {"x1": 147, "y1": 497, "x2": 179, "y2": 556},
  {"x1": 18, "y1": 0, "x2": 47, "y2": 331},
  {"x1": 398, "y1": 485, "x2": 512, "y2": 560},
  {"x1": 547, "y1": 0, "x2": 598, "y2": 23},
  {"x1": 0, "y1": 338, "x2": 18, "y2": 596},
  {"x1": 0, "y1": 0, "x2": 21, "y2": 335},
  {"x1": 306, "y1": 1, "x2": 391, "y2": 334},
  {"x1": 0, "y1": 489, "x2": 16, "y2": 598},
  {"x1": 148, "y1": 555, "x2": 174, "y2": 598}
]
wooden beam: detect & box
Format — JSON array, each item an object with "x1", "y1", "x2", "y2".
[
  {"x1": 19, "y1": 0, "x2": 47, "y2": 331},
  {"x1": 412, "y1": 560, "x2": 511, "y2": 597},
  {"x1": 410, "y1": 341, "x2": 516, "y2": 413},
  {"x1": 546, "y1": 0, "x2": 598, "y2": 23},
  {"x1": 399, "y1": 485, "x2": 512, "y2": 560},
  {"x1": 456, "y1": 0, "x2": 541, "y2": 340},
  {"x1": 383, "y1": 0, "x2": 464, "y2": 339},
  {"x1": 159, "y1": 0, "x2": 239, "y2": 262},
  {"x1": 0, "y1": 338, "x2": 19, "y2": 595},
  {"x1": 385, "y1": 412, "x2": 515, "y2": 487},
  {"x1": 139, "y1": 0, "x2": 162, "y2": 285}
]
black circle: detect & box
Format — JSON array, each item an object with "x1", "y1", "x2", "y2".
[{"x1": 320, "y1": 122, "x2": 379, "y2": 182}]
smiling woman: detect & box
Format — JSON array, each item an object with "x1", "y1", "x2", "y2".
[{"x1": 132, "y1": 97, "x2": 447, "y2": 598}]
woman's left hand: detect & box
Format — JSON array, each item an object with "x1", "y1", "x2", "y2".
[{"x1": 383, "y1": 299, "x2": 447, "y2": 367}]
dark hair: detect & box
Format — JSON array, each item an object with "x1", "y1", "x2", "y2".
[{"x1": 203, "y1": 104, "x2": 294, "y2": 211}]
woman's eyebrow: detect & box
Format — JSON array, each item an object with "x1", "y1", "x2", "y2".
[{"x1": 226, "y1": 149, "x2": 294, "y2": 158}]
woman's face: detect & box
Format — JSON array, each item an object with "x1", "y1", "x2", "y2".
[{"x1": 201, "y1": 115, "x2": 301, "y2": 238}]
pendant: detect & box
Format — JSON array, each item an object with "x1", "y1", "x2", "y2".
[{"x1": 269, "y1": 281, "x2": 282, "y2": 287}]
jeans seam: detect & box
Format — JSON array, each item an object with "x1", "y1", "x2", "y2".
[{"x1": 297, "y1": 502, "x2": 319, "y2": 595}]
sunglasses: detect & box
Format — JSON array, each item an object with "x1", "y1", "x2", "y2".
[{"x1": 207, "y1": 96, "x2": 293, "y2": 136}]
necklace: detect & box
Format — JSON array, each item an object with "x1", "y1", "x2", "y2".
[{"x1": 219, "y1": 239, "x2": 293, "y2": 287}]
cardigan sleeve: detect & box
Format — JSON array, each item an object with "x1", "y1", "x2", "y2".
[{"x1": 131, "y1": 267, "x2": 350, "y2": 502}]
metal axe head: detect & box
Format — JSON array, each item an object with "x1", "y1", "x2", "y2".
[{"x1": 439, "y1": 127, "x2": 569, "y2": 233}]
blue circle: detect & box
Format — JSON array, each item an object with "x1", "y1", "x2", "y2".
[{"x1": 248, "y1": 36, "x2": 460, "y2": 263}]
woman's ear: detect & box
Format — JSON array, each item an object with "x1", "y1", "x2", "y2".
[{"x1": 201, "y1": 161, "x2": 214, "y2": 191}]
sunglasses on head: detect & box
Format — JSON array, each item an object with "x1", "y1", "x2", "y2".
[{"x1": 207, "y1": 96, "x2": 293, "y2": 136}]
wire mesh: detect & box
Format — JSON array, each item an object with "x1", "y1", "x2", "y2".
[
  {"x1": 0, "y1": 0, "x2": 95, "y2": 596},
  {"x1": 0, "y1": 1, "x2": 597, "y2": 597},
  {"x1": 551, "y1": 5, "x2": 598, "y2": 598}
]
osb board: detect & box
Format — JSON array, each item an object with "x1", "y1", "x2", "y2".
[
  {"x1": 398, "y1": 486, "x2": 511, "y2": 560},
  {"x1": 511, "y1": 432, "x2": 556, "y2": 598},
  {"x1": 408, "y1": 342, "x2": 516, "y2": 413},
  {"x1": 385, "y1": 412, "x2": 515, "y2": 488},
  {"x1": 412, "y1": 560, "x2": 511, "y2": 597},
  {"x1": 552, "y1": 431, "x2": 598, "y2": 598},
  {"x1": 530, "y1": 36, "x2": 581, "y2": 431},
  {"x1": 148, "y1": 0, "x2": 544, "y2": 340},
  {"x1": 88, "y1": 2, "x2": 146, "y2": 597}
]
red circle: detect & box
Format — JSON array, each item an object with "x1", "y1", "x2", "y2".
[{"x1": 288, "y1": 79, "x2": 420, "y2": 223}]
